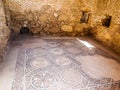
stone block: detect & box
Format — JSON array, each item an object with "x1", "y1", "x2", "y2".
[{"x1": 61, "y1": 25, "x2": 73, "y2": 32}]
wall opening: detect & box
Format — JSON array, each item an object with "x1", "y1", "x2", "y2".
[
  {"x1": 80, "y1": 11, "x2": 89, "y2": 23},
  {"x1": 20, "y1": 27, "x2": 32, "y2": 35},
  {"x1": 102, "y1": 16, "x2": 112, "y2": 27}
]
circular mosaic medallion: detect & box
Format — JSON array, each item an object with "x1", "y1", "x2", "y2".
[
  {"x1": 66, "y1": 47, "x2": 81, "y2": 55},
  {"x1": 54, "y1": 56, "x2": 71, "y2": 66},
  {"x1": 31, "y1": 72, "x2": 55, "y2": 89},
  {"x1": 30, "y1": 57, "x2": 49, "y2": 69},
  {"x1": 60, "y1": 68, "x2": 82, "y2": 86},
  {"x1": 47, "y1": 41, "x2": 60, "y2": 47},
  {"x1": 50, "y1": 48, "x2": 64, "y2": 55}
]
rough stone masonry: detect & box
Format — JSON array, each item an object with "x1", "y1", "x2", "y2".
[{"x1": 0, "y1": 0, "x2": 10, "y2": 65}]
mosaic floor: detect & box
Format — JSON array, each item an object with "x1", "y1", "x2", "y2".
[{"x1": 11, "y1": 37, "x2": 120, "y2": 90}]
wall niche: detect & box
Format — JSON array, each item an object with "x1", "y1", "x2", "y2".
[
  {"x1": 102, "y1": 16, "x2": 112, "y2": 27},
  {"x1": 80, "y1": 11, "x2": 90, "y2": 23}
]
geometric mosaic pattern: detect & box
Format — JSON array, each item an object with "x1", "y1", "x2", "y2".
[{"x1": 12, "y1": 38, "x2": 120, "y2": 90}]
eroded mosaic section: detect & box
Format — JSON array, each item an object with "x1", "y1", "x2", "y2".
[{"x1": 12, "y1": 38, "x2": 120, "y2": 90}]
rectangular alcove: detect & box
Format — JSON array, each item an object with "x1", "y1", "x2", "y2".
[
  {"x1": 102, "y1": 16, "x2": 112, "y2": 27},
  {"x1": 80, "y1": 11, "x2": 90, "y2": 23}
]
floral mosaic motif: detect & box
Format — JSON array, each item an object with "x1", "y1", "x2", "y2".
[
  {"x1": 31, "y1": 72, "x2": 55, "y2": 89},
  {"x1": 12, "y1": 38, "x2": 120, "y2": 90}
]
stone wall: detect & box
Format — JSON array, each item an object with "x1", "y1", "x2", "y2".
[
  {"x1": 0, "y1": 0, "x2": 10, "y2": 65},
  {"x1": 90, "y1": 0, "x2": 120, "y2": 55},
  {"x1": 2, "y1": 0, "x2": 120, "y2": 55},
  {"x1": 4, "y1": 0, "x2": 95, "y2": 36}
]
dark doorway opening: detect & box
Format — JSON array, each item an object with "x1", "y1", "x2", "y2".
[
  {"x1": 102, "y1": 16, "x2": 112, "y2": 27},
  {"x1": 20, "y1": 27, "x2": 32, "y2": 35}
]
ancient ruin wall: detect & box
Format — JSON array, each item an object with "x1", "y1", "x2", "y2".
[
  {"x1": 5, "y1": 0, "x2": 94, "y2": 36},
  {"x1": 3, "y1": 0, "x2": 120, "y2": 55},
  {"x1": 0, "y1": 0, "x2": 10, "y2": 65},
  {"x1": 90, "y1": 0, "x2": 120, "y2": 55}
]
